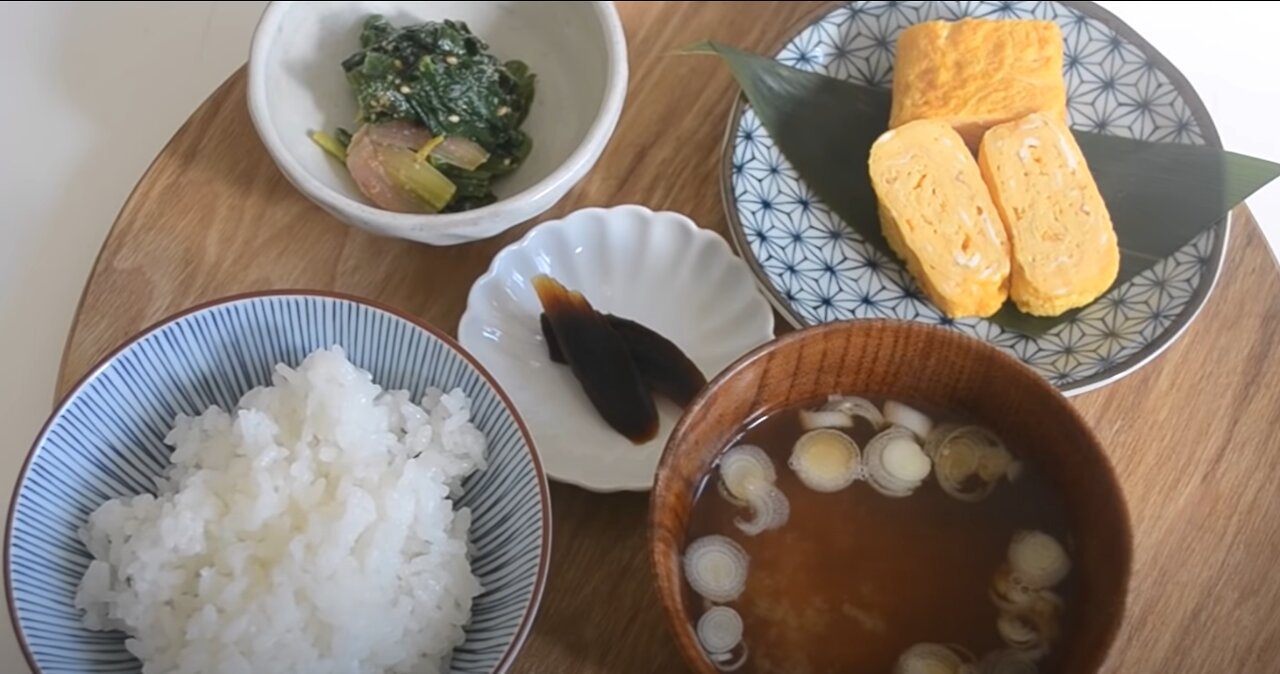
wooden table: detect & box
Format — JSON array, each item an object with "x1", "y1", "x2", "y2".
[{"x1": 52, "y1": 2, "x2": 1280, "y2": 672}]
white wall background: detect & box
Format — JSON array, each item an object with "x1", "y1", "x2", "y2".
[{"x1": 0, "y1": 1, "x2": 1276, "y2": 668}]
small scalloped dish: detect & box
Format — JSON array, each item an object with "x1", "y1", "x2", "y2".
[{"x1": 460, "y1": 205, "x2": 775, "y2": 491}]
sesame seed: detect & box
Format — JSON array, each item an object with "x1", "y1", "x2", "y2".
[
  {"x1": 496, "y1": 106, "x2": 510, "y2": 117},
  {"x1": 398, "y1": 85, "x2": 411, "y2": 94},
  {"x1": 447, "y1": 114, "x2": 461, "y2": 124},
  {"x1": 445, "y1": 56, "x2": 459, "y2": 65}
]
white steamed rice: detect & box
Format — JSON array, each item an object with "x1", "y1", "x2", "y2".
[{"x1": 74, "y1": 347, "x2": 488, "y2": 674}]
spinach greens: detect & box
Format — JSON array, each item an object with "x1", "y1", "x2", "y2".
[{"x1": 320, "y1": 15, "x2": 536, "y2": 213}]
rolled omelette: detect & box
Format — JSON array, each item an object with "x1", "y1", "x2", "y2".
[
  {"x1": 869, "y1": 120, "x2": 1011, "y2": 318},
  {"x1": 978, "y1": 112, "x2": 1119, "y2": 317},
  {"x1": 890, "y1": 19, "x2": 1068, "y2": 152}
]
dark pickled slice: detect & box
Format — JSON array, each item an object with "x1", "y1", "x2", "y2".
[
  {"x1": 533, "y1": 275, "x2": 659, "y2": 444},
  {"x1": 541, "y1": 312, "x2": 708, "y2": 407},
  {"x1": 603, "y1": 315, "x2": 707, "y2": 407},
  {"x1": 541, "y1": 312, "x2": 566, "y2": 364}
]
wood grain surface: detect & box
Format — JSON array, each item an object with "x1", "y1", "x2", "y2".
[{"x1": 53, "y1": 2, "x2": 1280, "y2": 673}]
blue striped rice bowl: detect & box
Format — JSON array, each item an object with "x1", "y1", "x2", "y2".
[{"x1": 5, "y1": 291, "x2": 550, "y2": 674}]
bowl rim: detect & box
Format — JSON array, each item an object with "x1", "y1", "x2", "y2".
[
  {"x1": 457, "y1": 203, "x2": 778, "y2": 492},
  {"x1": 246, "y1": 0, "x2": 629, "y2": 235},
  {"x1": 648, "y1": 318, "x2": 1134, "y2": 674},
  {"x1": 716, "y1": 0, "x2": 1232, "y2": 398},
  {"x1": 5, "y1": 289, "x2": 552, "y2": 674}
]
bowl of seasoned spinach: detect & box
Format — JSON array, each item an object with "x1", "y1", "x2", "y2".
[{"x1": 248, "y1": 1, "x2": 628, "y2": 246}]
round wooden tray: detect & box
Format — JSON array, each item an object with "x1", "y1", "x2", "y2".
[{"x1": 55, "y1": 2, "x2": 1280, "y2": 672}]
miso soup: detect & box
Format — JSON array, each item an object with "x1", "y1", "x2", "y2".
[{"x1": 681, "y1": 396, "x2": 1075, "y2": 674}]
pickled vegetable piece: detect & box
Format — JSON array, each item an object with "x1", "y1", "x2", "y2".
[
  {"x1": 533, "y1": 276, "x2": 658, "y2": 444},
  {"x1": 541, "y1": 310, "x2": 707, "y2": 406},
  {"x1": 606, "y1": 314, "x2": 707, "y2": 406}
]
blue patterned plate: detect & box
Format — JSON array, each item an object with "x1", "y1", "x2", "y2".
[
  {"x1": 723, "y1": 0, "x2": 1228, "y2": 395},
  {"x1": 5, "y1": 292, "x2": 549, "y2": 674}
]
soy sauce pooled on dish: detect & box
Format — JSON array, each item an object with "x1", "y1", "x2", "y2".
[
  {"x1": 533, "y1": 275, "x2": 707, "y2": 444},
  {"x1": 682, "y1": 396, "x2": 1075, "y2": 674}
]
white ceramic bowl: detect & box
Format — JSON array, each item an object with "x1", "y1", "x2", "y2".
[
  {"x1": 247, "y1": 1, "x2": 628, "y2": 246},
  {"x1": 458, "y1": 205, "x2": 776, "y2": 491}
]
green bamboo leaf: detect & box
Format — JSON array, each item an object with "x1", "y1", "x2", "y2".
[
  {"x1": 692, "y1": 41, "x2": 1280, "y2": 336},
  {"x1": 689, "y1": 41, "x2": 889, "y2": 254}
]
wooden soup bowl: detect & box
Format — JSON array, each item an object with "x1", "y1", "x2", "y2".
[{"x1": 649, "y1": 320, "x2": 1131, "y2": 673}]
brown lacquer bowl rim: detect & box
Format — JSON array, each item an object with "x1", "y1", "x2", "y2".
[{"x1": 647, "y1": 319, "x2": 1133, "y2": 674}]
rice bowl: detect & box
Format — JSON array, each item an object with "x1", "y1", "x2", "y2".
[
  {"x1": 6, "y1": 291, "x2": 550, "y2": 674},
  {"x1": 75, "y1": 347, "x2": 486, "y2": 674}
]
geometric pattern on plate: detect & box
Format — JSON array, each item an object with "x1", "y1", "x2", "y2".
[{"x1": 727, "y1": 0, "x2": 1224, "y2": 394}]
